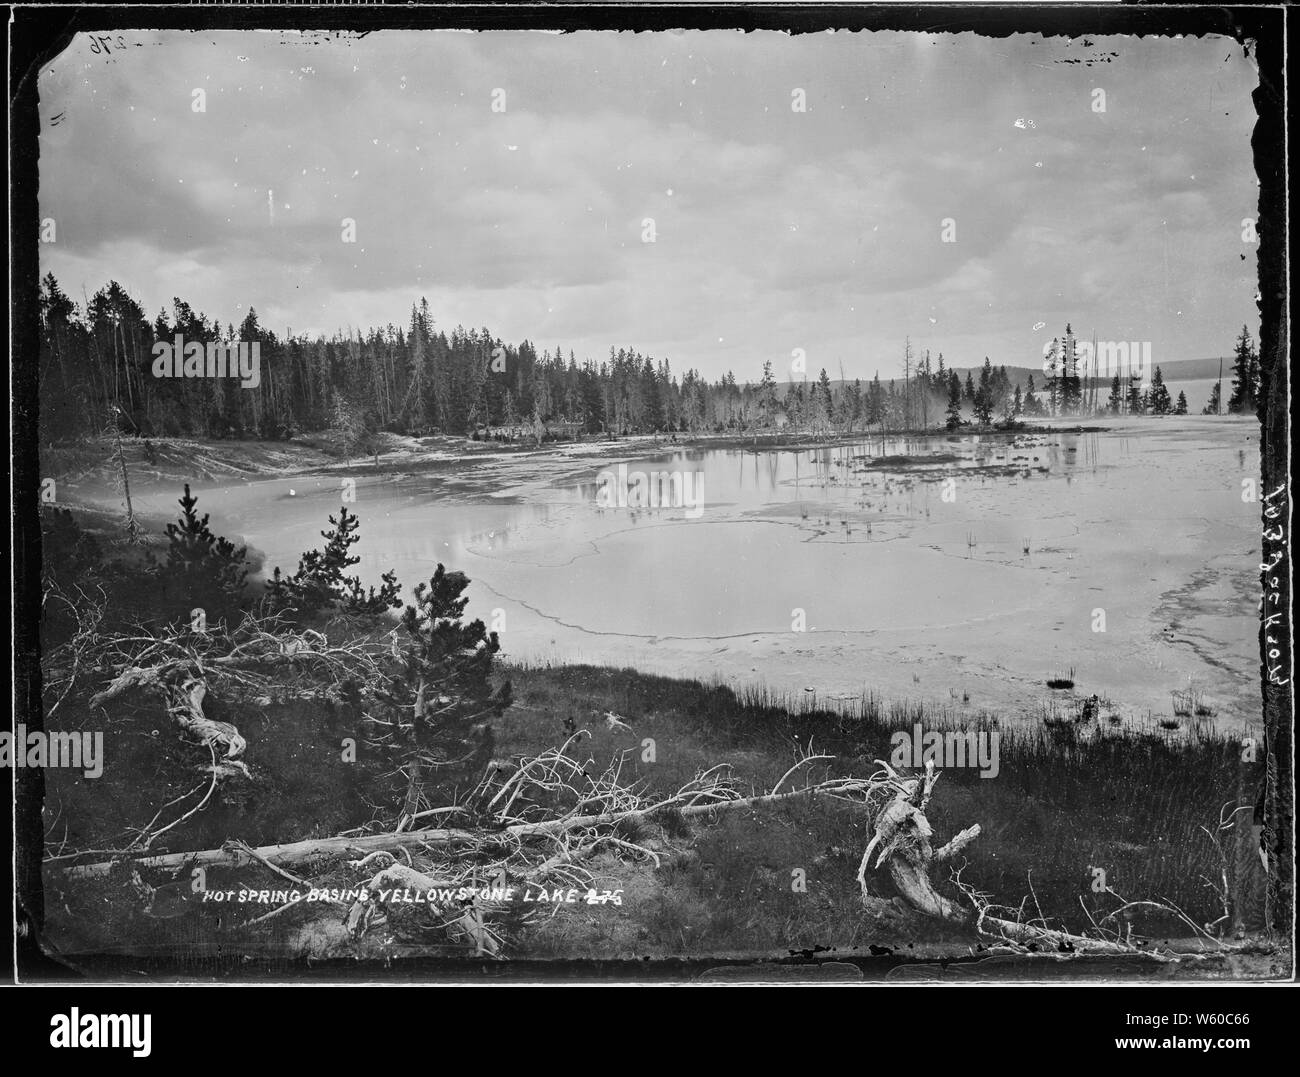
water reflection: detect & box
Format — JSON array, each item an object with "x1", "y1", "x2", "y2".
[
  {"x1": 565, "y1": 430, "x2": 1103, "y2": 518},
  {"x1": 79, "y1": 422, "x2": 1258, "y2": 718}
]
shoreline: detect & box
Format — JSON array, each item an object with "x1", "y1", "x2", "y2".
[
  {"x1": 46, "y1": 415, "x2": 1261, "y2": 735},
  {"x1": 40, "y1": 416, "x2": 1173, "y2": 488}
]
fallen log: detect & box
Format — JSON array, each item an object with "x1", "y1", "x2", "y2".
[
  {"x1": 57, "y1": 778, "x2": 869, "y2": 879},
  {"x1": 60, "y1": 829, "x2": 475, "y2": 879}
]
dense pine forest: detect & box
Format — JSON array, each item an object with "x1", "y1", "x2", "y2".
[
  {"x1": 36, "y1": 274, "x2": 960, "y2": 444},
  {"x1": 38, "y1": 274, "x2": 1261, "y2": 449}
]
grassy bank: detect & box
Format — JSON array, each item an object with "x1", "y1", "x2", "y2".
[
  {"x1": 493, "y1": 664, "x2": 1261, "y2": 955},
  {"x1": 42, "y1": 652, "x2": 1262, "y2": 960}
]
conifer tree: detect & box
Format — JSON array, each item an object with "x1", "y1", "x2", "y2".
[
  {"x1": 378, "y1": 566, "x2": 513, "y2": 826},
  {"x1": 1060, "y1": 324, "x2": 1081, "y2": 413},
  {"x1": 1227, "y1": 325, "x2": 1258, "y2": 414},
  {"x1": 973, "y1": 358, "x2": 994, "y2": 425},
  {"x1": 1023, "y1": 374, "x2": 1040, "y2": 415},
  {"x1": 846, "y1": 379, "x2": 863, "y2": 432},
  {"x1": 1148, "y1": 366, "x2": 1172, "y2": 415},
  {"x1": 757, "y1": 360, "x2": 778, "y2": 426},
  {"x1": 268, "y1": 505, "x2": 401, "y2": 617},
  {"x1": 816, "y1": 368, "x2": 834, "y2": 429},
  {"x1": 152, "y1": 484, "x2": 249, "y2": 624},
  {"x1": 1044, "y1": 338, "x2": 1061, "y2": 415},
  {"x1": 945, "y1": 373, "x2": 963, "y2": 431},
  {"x1": 1107, "y1": 374, "x2": 1123, "y2": 414}
]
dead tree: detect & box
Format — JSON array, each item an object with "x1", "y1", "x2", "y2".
[{"x1": 857, "y1": 760, "x2": 1243, "y2": 956}]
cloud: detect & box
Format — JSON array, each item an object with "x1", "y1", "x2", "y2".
[{"x1": 37, "y1": 28, "x2": 1260, "y2": 379}]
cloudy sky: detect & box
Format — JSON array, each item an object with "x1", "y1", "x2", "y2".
[{"x1": 38, "y1": 29, "x2": 1259, "y2": 381}]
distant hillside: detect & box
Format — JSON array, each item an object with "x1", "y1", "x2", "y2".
[
  {"x1": 776, "y1": 356, "x2": 1230, "y2": 391},
  {"x1": 945, "y1": 357, "x2": 1229, "y2": 383}
]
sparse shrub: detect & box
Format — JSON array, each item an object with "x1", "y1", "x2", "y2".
[
  {"x1": 641, "y1": 890, "x2": 711, "y2": 953},
  {"x1": 373, "y1": 565, "x2": 514, "y2": 819},
  {"x1": 1046, "y1": 666, "x2": 1076, "y2": 690},
  {"x1": 267, "y1": 504, "x2": 401, "y2": 618},
  {"x1": 1040, "y1": 701, "x2": 1073, "y2": 730},
  {"x1": 41, "y1": 506, "x2": 103, "y2": 585},
  {"x1": 41, "y1": 506, "x2": 115, "y2": 647},
  {"x1": 613, "y1": 814, "x2": 647, "y2": 845},
  {"x1": 655, "y1": 804, "x2": 692, "y2": 839},
  {"x1": 149, "y1": 484, "x2": 249, "y2": 625},
  {"x1": 1171, "y1": 689, "x2": 1217, "y2": 719}
]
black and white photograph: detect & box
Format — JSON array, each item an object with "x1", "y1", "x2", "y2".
[{"x1": 9, "y1": 2, "x2": 1293, "y2": 997}]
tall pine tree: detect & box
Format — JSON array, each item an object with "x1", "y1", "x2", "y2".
[
  {"x1": 377, "y1": 566, "x2": 513, "y2": 827},
  {"x1": 1227, "y1": 325, "x2": 1258, "y2": 414}
]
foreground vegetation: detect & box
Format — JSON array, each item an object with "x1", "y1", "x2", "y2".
[{"x1": 35, "y1": 492, "x2": 1267, "y2": 965}]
